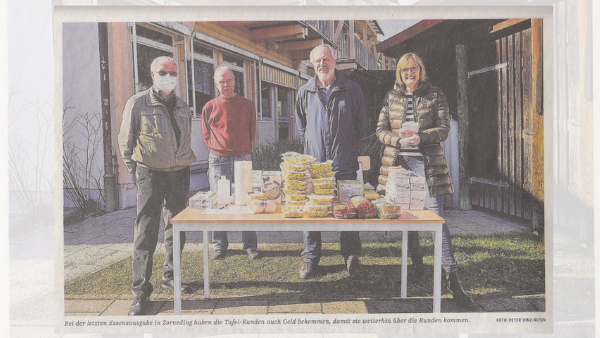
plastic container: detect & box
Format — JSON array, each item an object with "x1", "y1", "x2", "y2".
[
  {"x1": 282, "y1": 205, "x2": 304, "y2": 218},
  {"x1": 217, "y1": 176, "x2": 231, "y2": 205},
  {"x1": 377, "y1": 203, "x2": 402, "y2": 219},
  {"x1": 332, "y1": 202, "x2": 358, "y2": 219},
  {"x1": 307, "y1": 194, "x2": 336, "y2": 205}
]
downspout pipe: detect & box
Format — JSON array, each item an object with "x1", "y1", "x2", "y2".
[{"x1": 98, "y1": 22, "x2": 118, "y2": 212}]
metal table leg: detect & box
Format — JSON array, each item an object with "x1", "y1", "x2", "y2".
[
  {"x1": 173, "y1": 226, "x2": 182, "y2": 314},
  {"x1": 433, "y1": 227, "x2": 442, "y2": 313},
  {"x1": 401, "y1": 230, "x2": 408, "y2": 298},
  {"x1": 203, "y1": 230, "x2": 210, "y2": 299}
]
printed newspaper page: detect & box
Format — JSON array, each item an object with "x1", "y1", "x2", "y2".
[{"x1": 56, "y1": 5, "x2": 553, "y2": 335}]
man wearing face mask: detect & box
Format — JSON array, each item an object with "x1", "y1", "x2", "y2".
[
  {"x1": 118, "y1": 56, "x2": 196, "y2": 316},
  {"x1": 295, "y1": 44, "x2": 368, "y2": 279}
]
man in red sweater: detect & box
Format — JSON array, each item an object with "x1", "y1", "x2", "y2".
[{"x1": 202, "y1": 65, "x2": 259, "y2": 260}]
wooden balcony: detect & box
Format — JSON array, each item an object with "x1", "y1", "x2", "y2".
[{"x1": 336, "y1": 32, "x2": 378, "y2": 70}]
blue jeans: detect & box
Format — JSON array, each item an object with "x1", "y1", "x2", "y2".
[
  {"x1": 400, "y1": 155, "x2": 458, "y2": 273},
  {"x1": 302, "y1": 172, "x2": 361, "y2": 264},
  {"x1": 208, "y1": 152, "x2": 257, "y2": 251}
]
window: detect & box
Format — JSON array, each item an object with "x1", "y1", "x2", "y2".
[
  {"x1": 191, "y1": 60, "x2": 215, "y2": 117},
  {"x1": 134, "y1": 24, "x2": 176, "y2": 93},
  {"x1": 277, "y1": 86, "x2": 293, "y2": 141},
  {"x1": 261, "y1": 81, "x2": 272, "y2": 119}
]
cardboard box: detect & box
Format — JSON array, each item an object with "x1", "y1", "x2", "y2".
[
  {"x1": 387, "y1": 166, "x2": 412, "y2": 179},
  {"x1": 338, "y1": 180, "x2": 364, "y2": 203},
  {"x1": 409, "y1": 202, "x2": 425, "y2": 210},
  {"x1": 386, "y1": 190, "x2": 411, "y2": 204},
  {"x1": 189, "y1": 191, "x2": 217, "y2": 209}
]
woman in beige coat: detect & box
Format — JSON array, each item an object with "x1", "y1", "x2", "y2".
[{"x1": 377, "y1": 53, "x2": 474, "y2": 309}]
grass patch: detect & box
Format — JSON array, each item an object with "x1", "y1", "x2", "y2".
[{"x1": 65, "y1": 231, "x2": 544, "y2": 301}]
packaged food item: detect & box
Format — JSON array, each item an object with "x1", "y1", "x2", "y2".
[
  {"x1": 314, "y1": 188, "x2": 336, "y2": 195},
  {"x1": 262, "y1": 171, "x2": 283, "y2": 203},
  {"x1": 283, "y1": 188, "x2": 306, "y2": 196},
  {"x1": 312, "y1": 172, "x2": 336, "y2": 179},
  {"x1": 247, "y1": 191, "x2": 268, "y2": 200},
  {"x1": 350, "y1": 196, "x2": 378, "y2": 219},
  {"x1": 264, "y1": 200, "x2": 277, "y2": 213},
  {"x1": 312, "y1": 176, "x2": 336, "y2": 186},
  {"x1": 310, "y1": 160, "x2": 333, "y2": 174},
  {"x1": 285, "y1": 171, "x2": 309, "y2": 181},
  {"x1": 285, "y1": 179, "x2": 307, "y2": 191},
  {"x1": 282, "y1": 205, "x2": 304, "y2": 218},
  {"x1": 304, "y1": 203, "x2": 332, "y2": 213},
  {"x1": 285, "y1": 200, "x2": 307, "y2": 206},
  {"x1": 338, "y1": 180, "x2": 364, "y2": 203},
  {"x1": 332, "y1": 203, "x2": 358, "y2": 219},
  {"x1": 284, "y1": 194, "x2": 308, "y2": 201},
  {"x1": 363, "y1": 189, "x2": 380, "y2": 200},
  {"x1": 307, "y1": 194, "x2": 336, "y2": 205},
  {"x1": 305, "y1": 210, "x2": 331, "y2": 218},
  {"x1": 282, "y1": 162, "x2": 309, "y2": 172},
  {"x1": 247, "y1": 199, "x2": 266, "y2": 214},
  {"x1": 189, "y1": 191, "x2": 217, "y2": 209},
  {"x1": 377, "y1": 203, "x2": 402, "y2": 219}
]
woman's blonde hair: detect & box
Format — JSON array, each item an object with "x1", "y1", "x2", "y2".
[{"x1": 395, "y1": 52, "x2": 428, "y2": 85}]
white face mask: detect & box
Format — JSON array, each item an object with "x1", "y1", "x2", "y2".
[{"x1": 154, "y1": 74, "x2": 177, "y2": 93}]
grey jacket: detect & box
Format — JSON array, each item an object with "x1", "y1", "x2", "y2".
[
  {"x1": 295, "y1": 70, "x2": 367, "y2": 176},
  {"x1": 118, "y1": 88, "x2": 196, "y2": 173}
]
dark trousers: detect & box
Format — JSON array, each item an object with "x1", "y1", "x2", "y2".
[
  {"x1": 301, "y1": 171, "x2": 362, "y2": 264},
  {"x1": 132, "y1": 166, "x2": 190, "y2": 298}
]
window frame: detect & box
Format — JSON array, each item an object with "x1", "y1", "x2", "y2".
[{"x1": 132, "y1": 23, "x2": 178, "y2": 94}]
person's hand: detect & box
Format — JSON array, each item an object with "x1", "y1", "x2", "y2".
[
  {"x1": 400, "y1": 130, "x2": 415, "y2": 138},
  {"x1": 399, "y1": 134, "x2": 421, "y2": 147},
  {"x1": 408, "y1": 134, "x2": 421, "y2": 146}
]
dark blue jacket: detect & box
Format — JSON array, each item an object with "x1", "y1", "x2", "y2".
[{"x1": 296, "y1": 70, "x2": 367, "y2": 176}]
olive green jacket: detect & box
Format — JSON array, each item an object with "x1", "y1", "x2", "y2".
[
  {"x1": 118, "y1": 88, "x2": 196, "y2": 173},
  {"x1": 376, "y1": 81, "x2": 454, "y2": 196}
]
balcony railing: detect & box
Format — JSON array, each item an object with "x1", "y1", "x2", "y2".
[
  {"x1": 304, "y1": 20, "x2": 334, "y2": 43},
  {"x1": 336, "y1": 32, "x2": 378, "y2": 70}
]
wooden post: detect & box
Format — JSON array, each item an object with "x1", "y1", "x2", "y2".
[
  {"x1": 531, "y1": 19, "x2": 544, "y2": 229},
  {"x1": 456, "y1": 44, "x2": 471, "y2": 210},
  {"x1": 349, "y1": 20, "x2": 355, "y2": 60}
]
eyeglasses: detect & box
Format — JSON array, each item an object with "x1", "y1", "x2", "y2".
[
  {"x1": 158, "y1": 71, "x2": 177, "y2": 77},
  {"x1": 400, "y1": 66, "x2": 419, "y2": 74},
  {"x1": 218, "y1": 79, "x2": 234, "y2": 85}
]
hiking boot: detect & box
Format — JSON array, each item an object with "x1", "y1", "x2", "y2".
[
  {"x1": 299, "y1": 262, "x2": 319, "y2": 279},
  {"x1": 212, "y1": 248, "x2": 227, "y2": 260},
  {"x1": 346, "y1": 255, "x2": 361, "y2": 277},
  {"x1": 161, "y1": 279, "x2": 191, "y2": 294},
  {"x1": 128, "y1": 295, "x2": 149, "y2": 316},
  {"x1": 246, "y1": 248, "x2": 260, "y2": 260},
  {"x1": 447, "y1": 271, "x2": 476, "y2": 310}
]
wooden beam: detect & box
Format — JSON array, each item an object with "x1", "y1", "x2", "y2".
[
  {"x1": 491, "y1": 19, "x2": 529, "y2": 34},
  {"x1": 376, "y1": 20, "x2": 444, "y2": 55},
  {"x1": 456, "y1": 44, "x2": 471, "y2": 210},
  {"x1": 334, "y1": 20, "x2": 345, "y2": 41},
  {"x1": 277, "y1": 39, "x2": 324, "y2": 52},
  {"x1": 250, "y1": 24, "x2": 307, "y2": 42},
  {"x1": 213, "y1": 21, "x2": 257, "y2": 27},
  {"x1": 285, "y1": 50, "x2": 312, "y2": 61}
]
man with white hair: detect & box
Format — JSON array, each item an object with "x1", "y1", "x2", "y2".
[
  {"x1": 295, "y1": 44, "x2": 368, "y2": 279},
  {"x1": 119, "y1": 56, "x2": 196, "y2": 315},
  {"x1": 202, "y1": 65, "x2": 259, "y2": 260}
]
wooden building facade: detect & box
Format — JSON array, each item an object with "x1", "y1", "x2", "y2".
[{"x1": 377, "y1": 19, "x2": 544, "y2": 228}]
